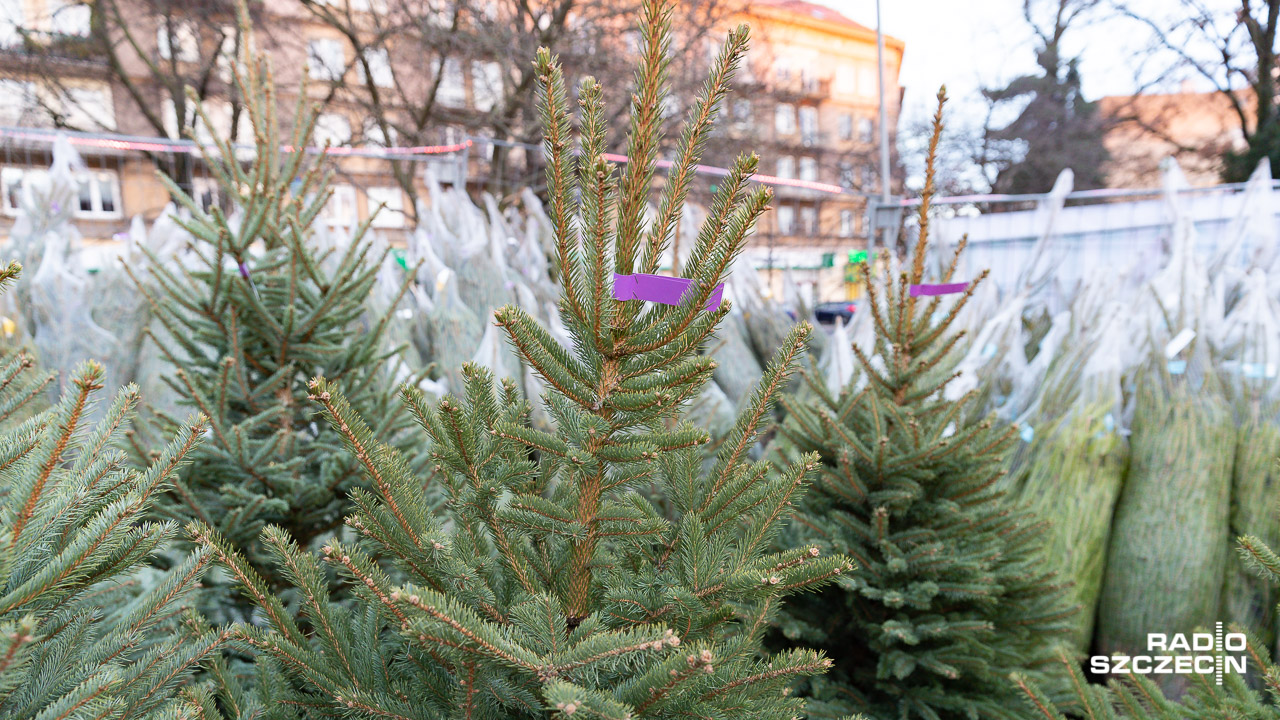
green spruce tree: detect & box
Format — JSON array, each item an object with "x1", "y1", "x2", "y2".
[
  {"x1": 126, "y1": 4, "x2": 420, "y2": 613},
  {"x1": 0, "y1": 261, "x2": 228, "y2": 719},
  {"x1": 770, "y1": 89, "x2": 1077, "y2": 720},
  {"x1": 190, "y1": 3, "x2": 850, "y2": 717}
]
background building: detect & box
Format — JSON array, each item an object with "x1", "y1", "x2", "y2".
[
  {"x1": 0, "y1": 0, "x2": 902, "y2": 301},
  {"x1": 1099, "y1": 85, "x2": 1254, "y2": 188}
]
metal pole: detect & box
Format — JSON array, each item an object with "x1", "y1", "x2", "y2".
[{"x1": 874, "y1": 0, "x2": 891, "y2": 256}]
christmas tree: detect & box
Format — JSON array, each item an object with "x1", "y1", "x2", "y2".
[
  {"x1": 769, "y1": 90, "x2": 1077, "y2": 719},
  {"x1": 0, "y1": 261, "x2": 228, "y2": 718},
  {"x1": 191, "y1": 2, "x2": 850, "y2": 717},
  {"x1": 126, "y1": 3, "x2": 420, "y2": 612},
  {"x1": 1014, "y1": 519, "x2": 1280, "y2": 718}
]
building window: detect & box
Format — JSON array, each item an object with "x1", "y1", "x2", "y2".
[
  {"x1": 324, "y1": 183, "x2": 358, "y2": 228},
  {"x1": 732, "y1": 99, "x2": 751, "y2": 127},
  {"x1": 2, "y1": 167, "x2": 120, "y2": 218},
  {"x1": 437, "y1": 57, "x2": 467, "y2": 108},
  {"x1": 62, "y1": 86, "x2": 116, "y2": 131},
  {"x1": 314, "y1": 112, "x2": 352, "y2": 147},
  {"x1": 858, "y1": 116, "x2": 875, "y2": 143},
  {"x1": 358, "y1": 47, "x2": 394, "y2": 88},
  {"x1": 157, "y1": 20, "x2": 199, "y2": 63},
  {"x1": 834, "y1": 64, "x2": 855, "y2": 95},
  {"x1": 192, "y1": 176, "x2": 220, "y2": 213},
  {"x1": 367, "y1": 187, "x2": 405, "y2": 228},
  {"x1": 776, "y1": 155, "x2": 795, "y2": 180},
  {"x1": 862, "y1": 166, "x2": 877, "y2": 192},
  {"x1": 800, "y1": 206, "x2": 817, "y2": 236},
  {"x1": 858, "y1": 64, "x2": 877, "y2": 97},
  {"x1": 798, "y1": 156, "x2": 817, "y2": 183},
  {"x1": 775, "y1": 204, "x2": 794, "y2": 235},
  {"x1": 362, "y1": 117, "x2": 396, "y2": 147},
  {"x1": 774, "y1": 103, "x2": 795, "y2": 135},
  {"x1": 307, "y1": 38, "x2": 345, "y2": 81},
  {"x1": 838, "y1": 114, "x2": 853, "y2": 141},
  {"x1": 472, "y1": 60, "x2": 503, "y2": 112},
  {"x1": 49, "y1": 0, "x2": 90, "y2": 37},
  {"x1": 838, "y1": 162, "x2": 855, "y2": 190},
  {"x1": 799, "y1": 106, "x2": 818, "y2": 145},
  {"x1": 840, "y1": 209, "x2": 855, "y2": 237}
]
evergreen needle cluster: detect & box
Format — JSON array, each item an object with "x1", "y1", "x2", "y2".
[
  {"x1": 770, "y1": 90, "x2": 1077, "y2": 720},
  {"x1": 187, "y1": 1, "x2": 850, "y2": 717},
  {"x1": 125, "y1": 5, "x2": 420, "y2": 615},
  {"x1": 0, "y1": 263, "x2": 227, "y2": 719}
]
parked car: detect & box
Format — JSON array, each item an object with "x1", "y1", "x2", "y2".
[{"x1": 814, "y1": 301, "x2": 857, "y2": 324}]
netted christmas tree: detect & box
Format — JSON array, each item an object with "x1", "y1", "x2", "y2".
[
  {"x1": 189, "y1": 3, "x2": 850, "y2": 717},
  {"x1": 1014, "y1": 516, "x2": 1280, "y2": 718},
  {"x1": 0, "y1": 261, "x2": 229, "y2": 719},
  {"x1": 127, "y1": 4, "x2": 420, "y2": 613},
  {"x1": 769, "y1": 90, "x2": 1078, "y2": 719}
]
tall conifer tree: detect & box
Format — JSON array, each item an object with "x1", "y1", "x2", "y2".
[
  {"x1": 770, "y1": 90, "x2": 1077, "y2": 719},
  {"x1": 127, "y1": 3, "x2": 420, "y2": 611},
  {"x1": 191, "y1": 3, "x2": 850, "y2": 717}
]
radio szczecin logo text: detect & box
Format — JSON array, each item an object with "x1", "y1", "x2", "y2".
[{"x1": 1089, "y1": 624, "x2": 1246, "y2": 685}]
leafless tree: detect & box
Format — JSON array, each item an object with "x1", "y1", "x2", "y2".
[
  {"x1": 1109, "y1": 0, "x2": 1277, "y2": 180},
  {"x1": 0, "y1": 0, "x2": 258, "y2": 193}
]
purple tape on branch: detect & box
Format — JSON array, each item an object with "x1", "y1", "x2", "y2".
[
  {"x1": 238, "y1": 262, "x2": 251, "y2": 280},
  {"x1": 909, "y1": 282, "x2": 969, "y2": 297},
  {"x1": 613, "y1": 273, "x2": 725, "y2": 311}
]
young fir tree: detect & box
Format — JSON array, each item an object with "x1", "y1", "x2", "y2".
[
  {"x1": 0, "y1": 261, "x2": 229, "y2": 718},
  {"x1": 770, "y1": 90, "x2": 1077, "y2": 720},
  {"x1": 127, "y1": 6, "x2": 419, "y2": 610},
  {"x1": 190, "y1": 3, "x2": 850, "y2": 717}
]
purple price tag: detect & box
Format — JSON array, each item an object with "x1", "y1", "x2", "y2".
[
  {"x1": 909, "y1": 282, "x2": 968, "y2": 297},
  {"x1": 613, "y1": 273, "x2": 725, "y2": 311}
]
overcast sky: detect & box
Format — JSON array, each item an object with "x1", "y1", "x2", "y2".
[{"x1": 815, "y1": 0, "x2": 1239, "y2": 127}]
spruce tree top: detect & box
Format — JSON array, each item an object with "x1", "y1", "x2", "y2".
[
  {"x1": 128, "y1": 5, "x2": 418, "y2": 599},
  {"x1": 773, "y1": 90, "x2": 1077, "y2": 719},
  {"x1": 194, "y1": 2, "x2": 850, "y2": 717}
]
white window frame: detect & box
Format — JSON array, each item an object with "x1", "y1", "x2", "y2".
[
  {"x1": 799, "y1": 106, "x2": 818, "y2": 145},
  {"x1": 2, "y1": 166, "x2": 121, "y2": 219},
  {"x1": 437, "y1": 57, "x2": 467, "y2": 108},
  {"x1": 838, "y1": 113, "x2": 853, "y2": 141},
  {"x1": 49, "y1": 0, "x2": 89, "y2": 37},
  {"x1": 774, "y1": 103, "x2": 795, "y2": 135},
  {"x1": 324, "y1": 183, "x2": 358, "y2": 228},
  {"x1": 358, "y1": 47, "x2": 394, "y2": 88},
  {"x1": 471, "y1": 60, "x2": 503, "y2": 112},
  {"x1": 367, "y1": 186, "x2": 405, "y2": 228},
  {"x1": 799, "y1": 206, "x2": 817, "y2": 237},
  {"x1": 314, "y1": 112, "x2": 352, "y2": 147},
  {"x1": 776, "y1": 155, "x2": 795, "y2": 180},
  {"x1": 157, "y1": 19, "x2": 200, "y2": 63},
  {"x1": 74, "y1": 170, "x2": 122, "y2": 219},
  {"x1": 798, "y1": 156, "x2": 817, "y2": 183},
  {"x1": 307, "y1": 38, "x2": 346, "y2": 81},
  {"x1": 840, "y1": 209, "x2": 855, "y2": 238},
  {"x1": 775, "y1": 204, "x2": 794, "y2": 235}
]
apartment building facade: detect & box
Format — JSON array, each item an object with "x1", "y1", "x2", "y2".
[{"x1": 0, "y1": 0, "x2": 902, "y2": 283}]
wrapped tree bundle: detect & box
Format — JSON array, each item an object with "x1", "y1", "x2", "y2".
[
  {"x1": 1224, "y1": 414, "x2": 1280, "y2": 650},
  {"x1": 710, "y1": 307, "x2": 763, "y2": 404},
  {"x1": 424, "y1": 269, "x2": 482, "y2": 395},
  {"x1": 1016, "y1": 403, "x2": 1127, "y2": 651},
  {"x1": 1217, "y1": 268, "x2": 1280, "y2": 650},
  {"x1": 1096, "y1": 366, "x2": 1234, "y2": 660}
]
